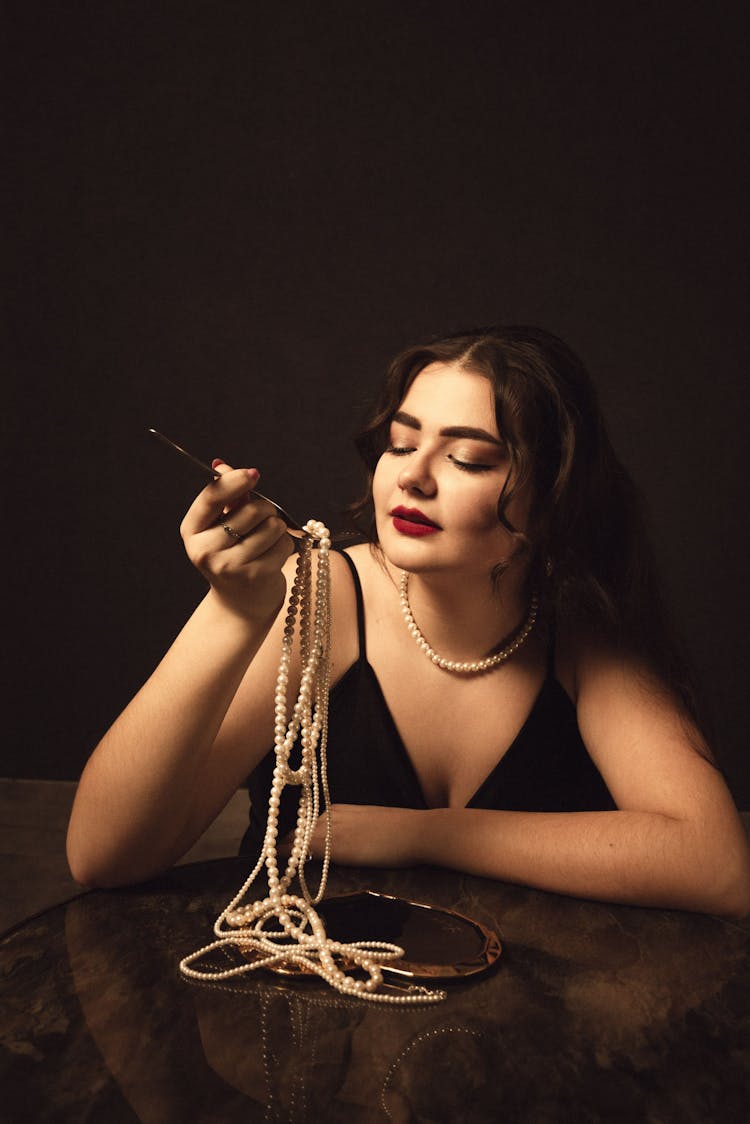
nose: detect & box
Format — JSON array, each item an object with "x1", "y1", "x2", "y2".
[{"x1": 397, "y1": 450, "x2": 437, "y2": 496}]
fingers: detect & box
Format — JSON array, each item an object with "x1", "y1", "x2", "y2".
[
  {"x1": 212, "y1": 498, "x2": 282, "y2": 549},
  {"x1": 180, "y1": 461, "x2": 261, "y2": 538},
  {"x1": 187, "y1": 507, "x2": 293, "y2": 576},
  {"x1": 180, "y1": 460, "x2": 293, "y2": 573}
]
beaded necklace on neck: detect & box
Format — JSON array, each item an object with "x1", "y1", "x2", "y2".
[
  {"x1": 180, "y1": 524, "x2": 445, "y2": 1005},
  {"x1": 399, "y1": 570, "x2": 538, "y2": 673}
]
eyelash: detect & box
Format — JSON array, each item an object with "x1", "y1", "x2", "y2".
[
  {"x1": 385, "y1": 446, "x2": 494, "y2": 473},
  {"x1": 449, "y1": 456, "x2": 494, "y2": 474}
]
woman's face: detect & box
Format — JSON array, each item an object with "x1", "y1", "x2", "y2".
[{"x1": 373, "y1": 362, "x2": 530, "y2": 579}]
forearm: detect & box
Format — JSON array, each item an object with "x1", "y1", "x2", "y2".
[
  {"x1": 416, "y1": 807, "x2": 750, "y2": 919},
  {"x1": 67, "y1": 591, "x2": 272, "y2": 886}
]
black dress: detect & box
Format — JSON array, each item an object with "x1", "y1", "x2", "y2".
[{"x1": 240, "y1": 551, "x2": 615, "y2": 856}]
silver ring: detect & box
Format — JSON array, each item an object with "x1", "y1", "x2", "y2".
[{"x1": 222, "y1": 522, "x2": 244, "y2": 542}]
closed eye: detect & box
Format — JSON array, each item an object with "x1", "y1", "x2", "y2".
[
  {"x1": 385, "y1": 445, "x2": 414, "y2": 456},
  {"x1": 447, "y1": 454, "x2": 495, "y2": 473}
]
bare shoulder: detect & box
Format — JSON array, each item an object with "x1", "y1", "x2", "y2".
[
  {"x1": 560, "y1": 624, "x2": 724, "y2": 812},
  {"x1": 554, "y1": 620, "x2": 682, "y2": 719}
]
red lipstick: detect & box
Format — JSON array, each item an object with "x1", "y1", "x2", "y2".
[{"x1": 390, "y1": 506, "x2": 442, "y2": 537}]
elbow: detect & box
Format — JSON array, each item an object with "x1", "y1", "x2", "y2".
[
  {"x1": 66, "y1": 822, "x2": 97, "y2": 888},
  {"x1": 66, "y1": 794, "x2": 179, "y2": 888},
  {"x1": 708, "y1": 891, "x2": 750, "y2": 923},
  {"x1": 66, "y1": 826, "x2": 158, "y2": 890},
  {"x1": 66, "y1": 793, "x2": 126, "y2": 889},
  {"x1": 701, "y1": 841, "x2": 750, "y2": 922},
  {"x1": 66, "y1": 850, "x2": 162, "y2": 890},
  {"x1": 710, "y1": 871, "x2": 750, "y2": 922},
  {"x1": 668, "y1": 808, "x2": 750, "y2": 921},
  {"x1": 66, "y1": 833, "x2": 113, "y2": 890}
]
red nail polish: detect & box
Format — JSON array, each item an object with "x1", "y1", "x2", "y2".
[{"x1": 211, "y1": 458, "x2": 224, "y2": 469}]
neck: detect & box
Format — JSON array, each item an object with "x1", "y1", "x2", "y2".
[{"x1": 392, "y1": 562, "x2": 531, "y2": 663}]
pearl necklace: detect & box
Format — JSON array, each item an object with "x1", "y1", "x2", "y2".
[
  {"x1": 180, "y1": 524, "x2": 445, "y2": 1005},
  {"x1": 399, "y1": 570, "x2": 538, "y2": 673}
]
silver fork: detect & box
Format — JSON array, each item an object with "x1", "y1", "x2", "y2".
[{"x1": 147, "y1": 428, "x2": 309, "y2": 537}]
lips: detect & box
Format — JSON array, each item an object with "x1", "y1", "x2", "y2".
[{"x1": 390, "y1": 506, "x2": 442, "y2": 537}]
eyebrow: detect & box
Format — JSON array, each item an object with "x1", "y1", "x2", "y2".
[{"x1": 392, "y1": 410, "x2": 503, "y2": 447}]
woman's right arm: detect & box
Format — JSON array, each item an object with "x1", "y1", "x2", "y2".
[{"x1": 66, "y1": 463, "x2": 297, "y2": 888}]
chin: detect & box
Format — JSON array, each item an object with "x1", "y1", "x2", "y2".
[{"x1": 377, "y1": 526, "x2": 438, "y2": 570}]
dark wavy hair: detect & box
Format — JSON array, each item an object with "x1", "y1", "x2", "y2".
[{"x1": 351, "y1": 325, "x2": 711, "y2": 746}]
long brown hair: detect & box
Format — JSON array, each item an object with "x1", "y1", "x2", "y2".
[{"x1": 351, "y1": 325, "x2": 711, "y2": 744}]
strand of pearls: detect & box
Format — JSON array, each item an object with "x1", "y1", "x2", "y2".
[
  {"x1": 399, "y1": 570, "x2": 538, "y2": 674},
  {"x1": 180, "y1": 522, "x2": 445, "y2": 1004}
]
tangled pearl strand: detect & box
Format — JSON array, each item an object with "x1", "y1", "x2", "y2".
[{"x1": 180, "y1": 521, "x2": 445, "y2": 1004}]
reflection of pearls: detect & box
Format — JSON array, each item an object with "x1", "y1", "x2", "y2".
[
  {"x1": 400, "y1": 570, "x2": 538, "y2": 673},
  {"x1": 180, "y1": 525, "x2": 445, "y2": 1004},
  {"x1": 381, "y1": 1026, "x2": 485, "y2": 1118}
]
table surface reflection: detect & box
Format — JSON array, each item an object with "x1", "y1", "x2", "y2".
[{"x1": 2, "y1": 859, "x2": 749, "y2": 1122}]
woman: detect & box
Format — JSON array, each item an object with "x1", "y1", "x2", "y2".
[{"x1": 67, "y1": 326, "x2": 750, "y2": 917}]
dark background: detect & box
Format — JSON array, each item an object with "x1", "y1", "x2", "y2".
[{"x1": 5, "y1": 2, "x2": 749, "y2": 802}]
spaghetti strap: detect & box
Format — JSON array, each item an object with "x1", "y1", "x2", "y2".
[
  {"x1": 546, "y1": 617, "x2": 557, "y2": 677},
  {"x1": 337, "y1": 550, "x2": 367, "y2": 662}
]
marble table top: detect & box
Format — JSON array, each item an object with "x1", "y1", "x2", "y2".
[{"x1": 2, "y1": 859, "x2": 749, "y2": 1122}]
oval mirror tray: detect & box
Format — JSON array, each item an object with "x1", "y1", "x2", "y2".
[{"x1": 240, "y1": 890, "x2": 502, "y2": 981}]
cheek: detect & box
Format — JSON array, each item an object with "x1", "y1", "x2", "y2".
[
  {"x1": 372, "y1": 465, "x2": 394, "y2": 540},
  {"x1": 445, "y1": 480, "x2": 504, "y2": 532},
  {"x1": 372, "y1": 455, "x2": 397, "y2": 503}
]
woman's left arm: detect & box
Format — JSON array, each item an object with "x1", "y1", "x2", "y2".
[{"x1": 310, "y1": 649, "x2": 750, "y2": 918}]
